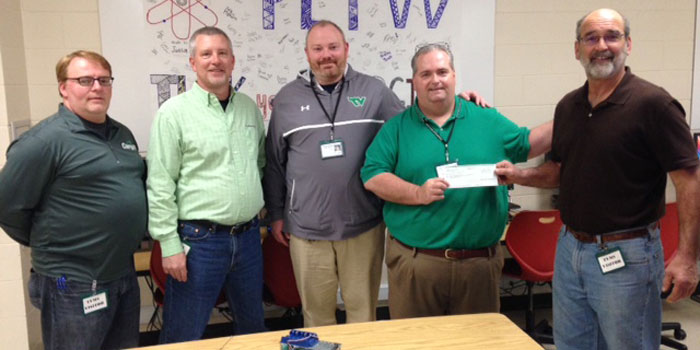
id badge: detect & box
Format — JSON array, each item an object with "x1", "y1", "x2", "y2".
[
  {"x1": 82, "y1": 290, "x2": 109, "y2": 314},
  {"x1": 596, "y1": 247, "x2": 626, "y2": 274},
  {"x1": 320, "y1": 139, "x2": 345, "y2": 159}
]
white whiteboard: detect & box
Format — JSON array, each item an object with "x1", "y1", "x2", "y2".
[{"x1": 99, "y1": 0, "x2": 495, "y2": 150}]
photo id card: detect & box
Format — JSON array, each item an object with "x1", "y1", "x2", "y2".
[{"x1": 320, "y1": 139, "x2": 345, "y2": 159}]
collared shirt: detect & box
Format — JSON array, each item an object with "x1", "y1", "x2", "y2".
[
  {"x1": 147, "y1": 82, "x2": 266, "y2": 257},
  {"x1": 361, "y1": 97, "x2": 531, "y2": 249},
  {"x1": 551, "y1": 67, "x2": 699, "y2": 233},
  {"x1": 0, "y1": 104, "x2": 147, "y2": 282}
]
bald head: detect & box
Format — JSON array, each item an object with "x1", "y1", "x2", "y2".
[{"x1": 576, "y1": 8, "x2": 629, "y2": 40}]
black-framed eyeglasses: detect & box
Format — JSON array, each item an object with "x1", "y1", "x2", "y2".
[
  {"x1": 65, "y1": 76, "x2": 114, "y2": 87},
  {"x1": 578, "y1": 32, "x2": 625, "y2": 47}
]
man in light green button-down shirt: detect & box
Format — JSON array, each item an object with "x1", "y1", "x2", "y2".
[{"x1": 146, "y1": 26, "x2": 266, "y2": 343}]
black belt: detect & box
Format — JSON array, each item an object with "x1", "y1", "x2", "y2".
[
  {"x1": 568, "y1": 222, "x2": 657, "y2": 244},
  {"x1": 179, "y1": 218, "x2": 257, "y2": 235},
  {"x1": 391, "y1": 235, "x2": 495, "y2": 260}
]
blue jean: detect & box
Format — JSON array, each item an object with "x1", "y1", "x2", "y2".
[
  {"x1": 28, "y1": 270, "x2": 140, "y2": 350},
  {"x1": 159, "y1": 219, "x2": 266, "y2": 343},
  {"x1": 553, "y1": 224, "x2": 664, "y2": 350}
]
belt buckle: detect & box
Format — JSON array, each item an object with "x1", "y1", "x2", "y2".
[{"x1": 444, "y1": 248, "x2": 457, "y2": 260}]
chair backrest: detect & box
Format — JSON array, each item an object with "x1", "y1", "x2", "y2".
[
  {"x1": 505, "y1": 210, "x2": 562, "y2": 282},
  {"x1": 149, "y1": 240, "x2": 167, "y2": 292},
  {"x1": 262, "y1": 236, "x2": 301, "y2": 308},
  {"x1": 149, "y1": 240, "x2": 228, "y2": 306},
  {"x1": 660, "y1": 202, "x2": 680, "y2": 267}
]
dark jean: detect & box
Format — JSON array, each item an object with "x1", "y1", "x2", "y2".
[
  {"x1": 28, "y1": 270, "x2": 140, "y2": 350},
  {"x1": 553, "y1": 224, "x2": 664, "y2": 350},
  {"x1": 159, "y1": 219, "x2": 266, "y2": 344}
]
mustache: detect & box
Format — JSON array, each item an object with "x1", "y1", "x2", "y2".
[{"x1": 592, "y1": 51, "x2": 614, "y2": 59}]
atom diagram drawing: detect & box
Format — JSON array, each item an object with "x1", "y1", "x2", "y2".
[{"x1": 146, "y1": 0, "x2": 219, "y2": 40}]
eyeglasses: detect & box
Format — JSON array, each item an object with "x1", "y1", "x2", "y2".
[
  {"x1": 65, "y1": 76, "x2": 114, "y2": 87},
  {"x1": 578, "y1": 32, "x2": 625, "y2": 47}
]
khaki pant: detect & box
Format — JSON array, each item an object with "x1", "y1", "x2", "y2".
[
  {"x1": 289, "y1": 223, "x2": 385, "y2": 327},
  {"x1": 386, "y1": 234, "x2": 504, "y2": 319}
]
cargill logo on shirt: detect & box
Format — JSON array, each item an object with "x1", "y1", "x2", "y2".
[
  {"x1": 347, "y1": 96, "x2": 366, "y2": 107},
  {"x1": 121, "y1": 142, "x2": 137, "y2": 151}
]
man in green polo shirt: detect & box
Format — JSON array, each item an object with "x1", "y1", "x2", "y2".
[{"x1": 361, "y1": 43, "x2": 552, "y2": 318}]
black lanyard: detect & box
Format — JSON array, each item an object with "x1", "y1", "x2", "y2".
[
  {"x1": 423, "y1": 100, "x2": 460, "y2": 163},
  {"x1": 311, "y1": 76, "x2": 344, "y2": 140},
  {"x1": 424, "y1": 119, "x2": 456, "y2": 163}
]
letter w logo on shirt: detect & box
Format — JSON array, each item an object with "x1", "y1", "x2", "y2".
[{"x1": 347, "y1": 96, "x2": 366, "y2": 107}]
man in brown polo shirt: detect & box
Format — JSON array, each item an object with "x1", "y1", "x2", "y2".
[{"x1": 495, "y1": 8, "x2": 700, "y2": 350}]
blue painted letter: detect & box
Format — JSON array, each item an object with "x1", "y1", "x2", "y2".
[
  {"x1": 389, "y1": 0, "x2": 411, "y2": 29},
  {"x1": 349, "y1": 0, "x2": 358, "y2": 31},
  {"x1": 424, "y1": 0, "x2": 448, "y2": 29}
]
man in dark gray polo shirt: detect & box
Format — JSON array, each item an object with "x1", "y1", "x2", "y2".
[{"x1": 0, "y1": 51, "x2": 146, "y2": 350}]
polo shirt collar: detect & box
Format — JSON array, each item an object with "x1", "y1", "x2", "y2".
[
  {"x1": 412, "y1": 96, "x2": 465, "y2": 125},
  {"x1": 191, "y1": 81, "x2": 234, "y2": 107},
  {"x1": 576, "y1": 66, "x2": 633, "y2": 107},
  {"x1": 58, "y1": 103, "x2": 117, "y2": 134}
]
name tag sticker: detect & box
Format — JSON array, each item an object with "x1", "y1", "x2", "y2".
[
  {"x1": 82, "y1": 291, "x2": 109, "y2": 315},
  {"x1": 596, "y1": 247, "x2": 626, "y2": 274},
  {"x1": 320, "y1": 139, "x2": 345, "y2": 159}
]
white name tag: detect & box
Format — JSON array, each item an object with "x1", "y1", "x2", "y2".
[
  {"x1": 436, "y1": 163, "x2": 499, "y2": 188},
  {"x1": 83, "y1": 291, "x2": 108, "y2": 315},
  {"x1": 596, "y1": 248, "x2": 626, "y2": 274},
  {"x1": 320, "y1": 139, "x2": 345, "y2": 159}
]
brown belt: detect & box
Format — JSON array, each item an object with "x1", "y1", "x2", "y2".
[
  {"x1": 391, "y1": 235, "x2": 495, "y2": 260},
  {"x1": 568, "y1": 222, "x2": 658, "y2": 244}
]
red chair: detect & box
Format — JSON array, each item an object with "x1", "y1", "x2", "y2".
[
  {"x1": 659, "y1": 202, "x2": 688, "y2": 350},
  {"x1": 147, "y1": 241, "x2": 229, "y2": 330},
  {"x1": 262, "y1": 234, "x2": 302, "y2": 327},
  {"x1": 262, "y1": 236, "x2": 301, "y2": 308},
  {"x1": 502, "y1": 210, "x2": 562, "y2": 345}
]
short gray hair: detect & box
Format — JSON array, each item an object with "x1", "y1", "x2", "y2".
[
  {"x1": 411, "y1": 43, "x2": 454, "y2": 76},
  {"x1": 575, "y1": 9, "x2": 630, "y2": 40},
  {"x1": 189, "y1": 26, "x2": 233, "y2": 57}
]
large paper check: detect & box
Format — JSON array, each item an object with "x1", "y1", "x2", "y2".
[{"x1": 436, "y1": 164, "x2": 499, "y2": 188}]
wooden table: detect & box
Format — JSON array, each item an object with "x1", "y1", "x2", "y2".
[{"x1": 133, "y1": 313, "x2": 543, "y2": 350}]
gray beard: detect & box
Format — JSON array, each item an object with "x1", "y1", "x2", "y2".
[{"x1": 585, "y1": 61, "x2": 615, "y2": 79}]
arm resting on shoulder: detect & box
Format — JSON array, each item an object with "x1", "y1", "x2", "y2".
[
  {"x1": 527, "y1": 120, "x2": 553, "y2": 159},
  {"x1": 664, "y1": 166, "x2": 700, "y2": 302}
]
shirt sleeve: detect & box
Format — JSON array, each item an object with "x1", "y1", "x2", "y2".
[
  {"x1": 361, "y1": 118, "x2": 399, "y2": 183},
  {"x1": 262, "y1": 103, "x2": 288, "y2": 222},
  {"x1": 254, "y1": 106, "x2": 266, "y2": 180},
  {"x1": 0, "y1": 136, "x2": 55, "y2": 246},
  {"x1": 646, "y1": 99, "x2": 699, "y2": 171},
  {"x1": 146, "y1": 107, "x2": 184, "y2": 257},
  {"x1": 378, "y1": 86, "x2": 406, "y2": 121},
  {"x1": 491, "y1": 108, "x2": 531, "y2": 163}
]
